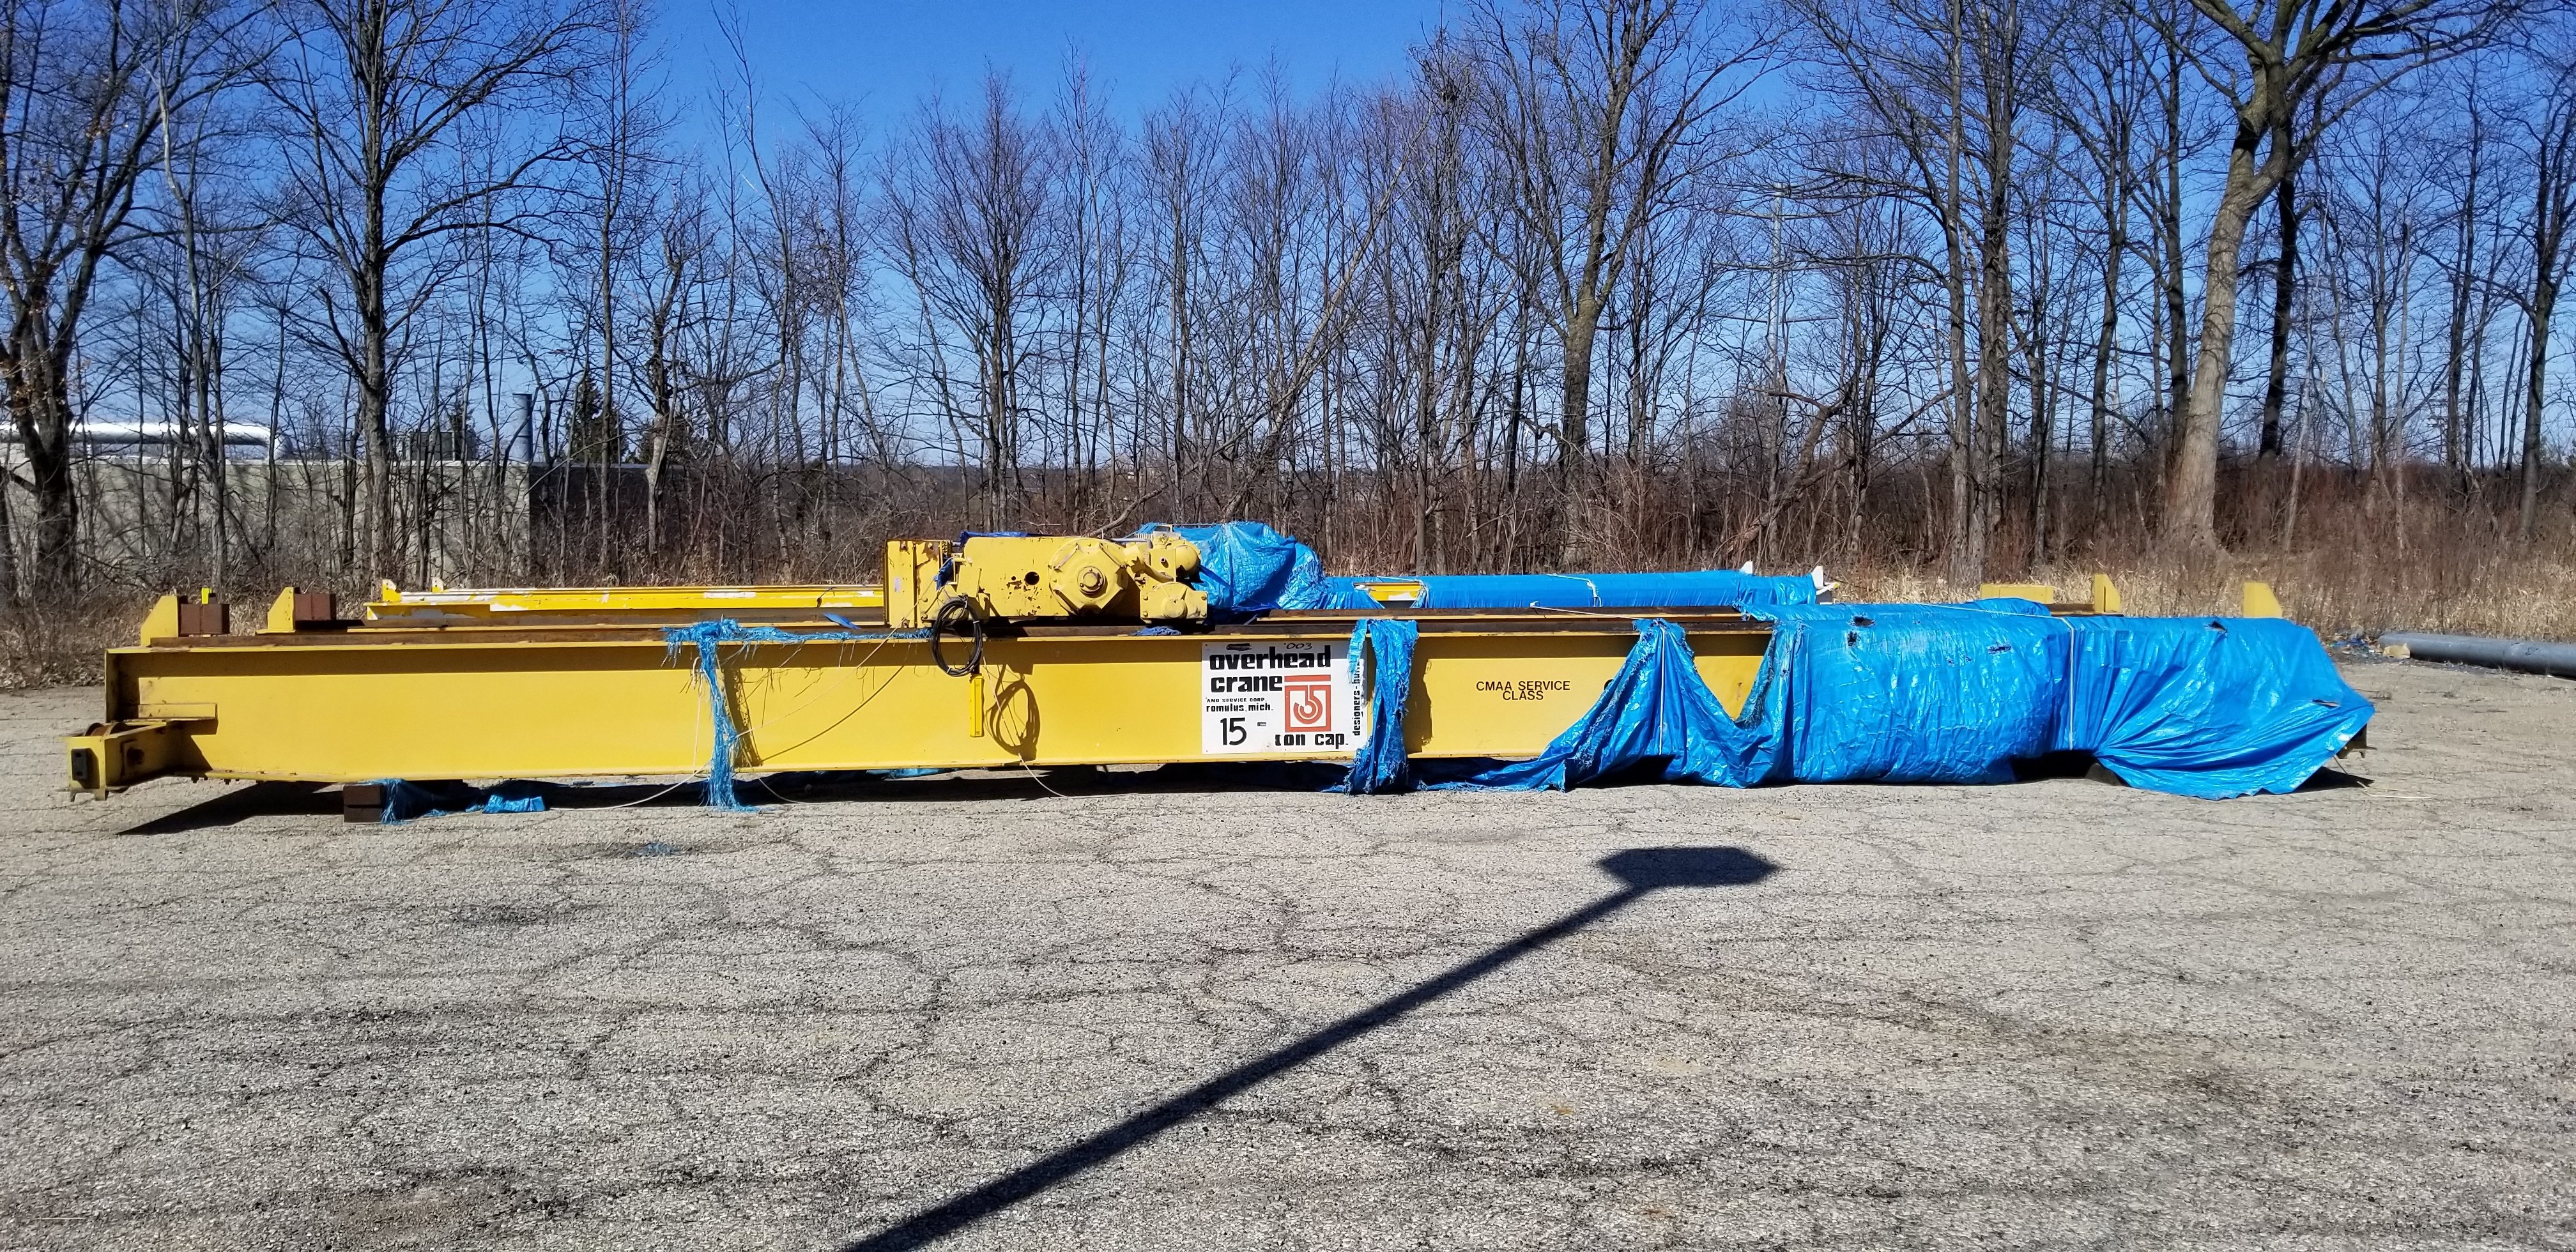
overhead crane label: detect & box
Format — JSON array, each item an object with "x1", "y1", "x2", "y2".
[{"x1": 1200, "y1": 641, "x2": 1360, "y2": 756}]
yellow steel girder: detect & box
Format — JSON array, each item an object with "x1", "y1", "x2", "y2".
[
  {"x1": 362, "y1": 583, "x2": 885, "y2": 627},
  {"x1": 68, "y1": 616, "x2": 1770, "y2": 790}
]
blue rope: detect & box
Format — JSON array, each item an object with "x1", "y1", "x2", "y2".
[{"x1": 663, "y1": 620, "x2": 928, "y2": 809}]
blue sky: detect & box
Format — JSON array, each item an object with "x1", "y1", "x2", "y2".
[{"x1": 659, "y1": 0, "x2": 1453, "y2": 120}]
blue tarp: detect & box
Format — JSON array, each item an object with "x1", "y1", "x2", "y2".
[
  {"x1": 1325, "y1": 570, "x2": 1820, "y2": 611},
  {"x1": 1142, "y1": 522, "x2": 1820, "y2": 616},
  {"x1": 1343, "y1": 604, "x2": 2372, "y2": 800},
  {"x1": 2057, "y1": 615, "x2": 2373, "y2": 797},
  {"x1": 1416, "y1": 620, "x2": 1777, "y2": 791},
  {"x1": 1343, "y1": 620, "x2": 1419, "y2": 795},
  {"x1": 370, "y1": 778, "x2": 551, "y2": 823},
  {"x1": 1752, "y1": 604, "x2": 2068, "y2": 784},
  {"x1": 1148, "y1": 522, "x2": 1331, "y2": 617},
  {"x1": 1752, "y1": 606, "x2": 2372, "y2": 795}
]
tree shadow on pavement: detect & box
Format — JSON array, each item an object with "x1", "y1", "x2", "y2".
[{"x1": 834, "y1": 845, "x2": 1779, "y2": 1252}]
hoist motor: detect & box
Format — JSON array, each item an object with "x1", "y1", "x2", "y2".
[{"x1": 884, "y1": 533, "x2": 1209, "y2": 627}]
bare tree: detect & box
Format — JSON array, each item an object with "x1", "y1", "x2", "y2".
[
  {"x1": 148, "y1": 70, "x2": 263, "y2": 590},
  {"x1": 579, "y1": 0, "x2": 664, "y2": 570},
  {"x1": 881, "y1": 72, "x2": 1055, "y2": 530},
  {"x1": 0, "y1": 0, "x2": 245, "y2": 595},
  {"x1": 1140, "y1": 86, "x2": 1218, "y2": 521},
  {"x1": 2432, "y1": 67, "x2": 2483, "y2": 482},
  {"x1": 1050, "y1": 57, "x2": 1127, "y2": 521},
  {"x1": 1792, "y1": 0, "x2": 2053, "y2": 583},
  {"x1": 2153, "y1": 0, "x2": 2515, "y2": 549},
  {"x1": 2046, "y1": 4, "x2": 2143, "y2": 536},
  {"x1": 2512, "y1": 48, "x2": 2575, "y2": 540},
  {"x1": 267, "y1": 0, "x2": 598, "y2": 580},
  {"x1": 1473, "y1": 0, "x2": 1770, "y2": 565},
  {"x1": 2254, "y1": 99, "x2": 2308, "y2": 468},
  {"x1": 636, "y1": 176, "x2": 710, "y2": 554}
]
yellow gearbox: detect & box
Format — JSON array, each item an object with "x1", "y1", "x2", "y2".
[{"x1": 889, "y1": 535, "x2": 1210, "y2": 625}]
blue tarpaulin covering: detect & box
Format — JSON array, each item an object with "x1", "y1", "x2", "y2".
[
  {"x1": 1752, "y1": 605, "x2": 2372, "y2": 795},
  {"x1": 1344, "y1": 603, "x2": 2371, "y2": 800},
  {"x1": 371, "y1": 778, "x2": 551, "y2": 823},
  {"x1": 2055, "y1": 615, "x2": 2373, "y2": 797},
  {"x1": 1144, "y1": 521, "x2": 1820, "y2": 616},
  {"x1": 1413, "y1": 619, "x2": 1777, "y2": 792},
  {"x1": 1326, "y1": 570, "x2": 1820, "y2": 611},
  {"x1": 1149, "y1": 522, "x2": 1331, "y2": 617},
  {"x1": 1751, "y1": 604, "x2": 2067, "y2": 785},
  {"x1": 1342, "y1": 620, "x2": 1419, "y2": 795}
]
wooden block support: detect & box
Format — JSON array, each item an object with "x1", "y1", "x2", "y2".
[{"x1": 174, "y1": 602, "x2": 231, "y2": 636}]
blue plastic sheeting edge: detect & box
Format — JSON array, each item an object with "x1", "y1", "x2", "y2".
[
  {"x1": 1142, "y1": 521, "x2": 1819, "y2": 616},
  {"x1": 1138, "y1": 515, "x2": 1823, "y2": 618},
  {"x1": 370, "y1": 779, "x2": 551, "y2": 823},
  {"x1": 2055, "y1": 615, "x2": 2372, "y2": 798},
  {"x1": 1142, "y1": 521, "x2": 1330, "y2": 616},
  {"x1": 1342, "y1": 620, "x2": 1420, "y2": 794},
  {"x1": 1344, "y1": 604, "x2": 2372, "y2": 800},
  {"x1": 664, "y1": 620, "x2": 930, "y2": 809},
  {"x1": 1423, "y1": 619, "x2": 1777, "y2": 791},
  {"x1": 1326, "y1": 570, "x2": 1820, "y2": 611}
]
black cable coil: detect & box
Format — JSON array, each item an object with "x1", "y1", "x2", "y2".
[{"x1": 928, "y1": 596, "x2": 985, "y2": 678}]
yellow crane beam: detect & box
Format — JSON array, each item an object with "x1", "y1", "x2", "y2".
[
  {"x1": 69, "y1": 537, "x2": 2165, "y2": 801},
  {"x1": 65, "y1": 609, "x2": 1771, "y2": 794},
  {"x1": 362, "y1": 583, "x2": 885, "y2": 627}
]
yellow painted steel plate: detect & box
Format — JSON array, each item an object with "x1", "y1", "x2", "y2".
[{"x1": 88, "y1": 619, "x2": 1771, "y2": 784}]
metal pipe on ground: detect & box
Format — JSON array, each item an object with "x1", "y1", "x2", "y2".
[{"x1": 2379, "y1": 632, "x2": 2576, "y2": 679}]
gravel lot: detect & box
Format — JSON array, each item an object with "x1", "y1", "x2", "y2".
[{"x1": 1, "y1": 657, "x2": 2572, "y2": 1251}]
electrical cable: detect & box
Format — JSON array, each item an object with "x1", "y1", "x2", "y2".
[{"x1": 929, "y1": 596, "x2": 984, "y2": 678}]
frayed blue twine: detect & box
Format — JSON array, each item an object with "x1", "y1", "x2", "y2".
[{"x1": 663, "y1": 620, "x2": 926, "y2": 810}]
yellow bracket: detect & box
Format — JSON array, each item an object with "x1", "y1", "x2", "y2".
[
  {"x1": 264, "y1": 588, "x2": 299, "y2": 634},
  {"x1": 1345, "y1": 579, "x2": 1428, "y2": 607},
  {"x1": 1974, "y1": 577, "x2": 2122, "y2": 615},
  {"x1": 137, "y1": 594, "x2": 180, "y2": 645},
  {"x1": 1977, "y1": 582, "x2": 2055, "y2": 605}
]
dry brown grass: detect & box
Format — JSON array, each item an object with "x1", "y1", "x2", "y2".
[
  {"x1": 0, "y1": 597, "x2": 148, "y2": 690},
  {"x1": 1842, "y1": 552, "x2": 2576, "y2": 641},
  {"x1": 15, "y1": 537, "x2": 2570, "y2": 694},
  {"x1": 8, "y1": 461, "x2": 2570, "y2": 692},
  {"x1": 1837, "y1": 466, "x2": 2576, "y2": 641}
]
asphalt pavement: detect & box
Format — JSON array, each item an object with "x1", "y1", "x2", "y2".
[{"x1": 1, "y1": 658, "x2": 2570, "y2": 1250}]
